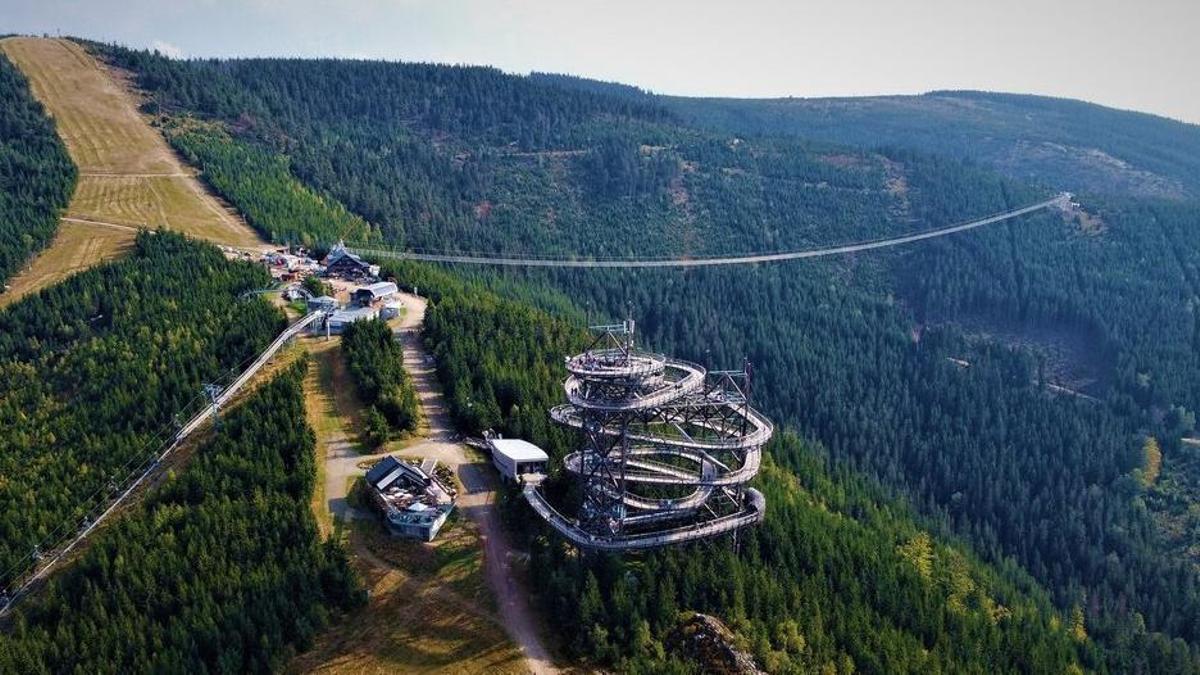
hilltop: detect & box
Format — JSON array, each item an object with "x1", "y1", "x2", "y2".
[
  {"x1": 660, "y1": 89, "x2": 1200, "y2": 199},
  {"x1": 0, "y1": 37, "x2": 263, "y2": 306}
]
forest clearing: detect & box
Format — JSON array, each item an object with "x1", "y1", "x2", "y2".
[
  {"x1": 0, "y1": 36, "x2": 262, "y2": 306},
  {"x1": 294, "y1": 322, "x2": 531, "y2": 674}
]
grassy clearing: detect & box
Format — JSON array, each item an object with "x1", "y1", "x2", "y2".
[
  {"x1": 0, "y1": 38, "x2": 178, "y2": 174},
  {"x1": 303, "y1": 336, "x2": 366, "y2": 537},
  {"x1": 69, "y1": 174, "x2": 251, "y2": 240},
  {"x1": 308, "y1": 336, "x2": 370, "y2": 452},
  {"x1": 355, "y1": 512, "x2": 492, "y2": 611},
  {"x1": 0, "y1": 220, "x2": 133, "y2": 307},
  {"x1": 0, "y1": 36, "x2": 263, "y2": 306},
  {"x1": 299, "y1": 331, "x2": 522, "y2": 674},
  {"x1": 289, "y1": 516, "x2": 523, "y2": 675},
  {"x1": 288, "y1": 550, "x2": 526, "y2": 675}
]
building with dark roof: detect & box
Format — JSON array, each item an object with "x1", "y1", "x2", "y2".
[
  {"x1": 322, "y1": 242, "x2": 378, "y2": 279},
  {"x1": 364, "y1": 456, "x2": 455, "y2": 541}
]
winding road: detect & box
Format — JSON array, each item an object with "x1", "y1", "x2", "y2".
[{"x1": 320, "y1": 292, "x2": 558, "y2": 674}]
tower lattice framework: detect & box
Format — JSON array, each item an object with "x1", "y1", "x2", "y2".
[{"x1": 523, "y1": 320, "x2": 772, "y2": 550}]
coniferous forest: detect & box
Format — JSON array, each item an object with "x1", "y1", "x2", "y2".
[
  {"x1": 84, "y1": 40, "x2": 1200, "y2": 671},
  {"x1": 340, "y1": 317, "x2": 420, "y2": 443},
  {"x1": 0, "y1": 362, "x2": 364, "y2": 673},
  {"x1": 0, "y1": 52, "x2": 75, "y2": 286},
  {"x1": 0, "y1": 36, "x2": 1198, "y2": 673},
  {"x1": 0, "y1": 232, "x2": 283, "y2": 590},
  {"x1": 404, "y1": 264, "x2": 1095, "y2": 671},
  {"x1": 166, "y1": 118, "x2": 377, "y2": 247}
]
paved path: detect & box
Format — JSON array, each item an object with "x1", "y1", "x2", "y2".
[{"x1": 321, "y1": 292, "x2": 558, "y2": 674}]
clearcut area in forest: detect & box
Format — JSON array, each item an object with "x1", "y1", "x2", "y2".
[{"x1": 0, "y1": 36, "x2": 263, "y2": 307}]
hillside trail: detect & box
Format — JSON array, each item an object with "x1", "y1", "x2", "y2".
[{"x1": 320, "y1": 291, "x2": 558, "y2": 674}]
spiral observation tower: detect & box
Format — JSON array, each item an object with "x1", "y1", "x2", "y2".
[{"x1": 522, "y1": 320, "x2": 772, "y2": 551}]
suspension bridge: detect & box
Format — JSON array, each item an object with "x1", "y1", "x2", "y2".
[{"x1": 347, "y1": 193, "x2": 1069, "y2": 269}]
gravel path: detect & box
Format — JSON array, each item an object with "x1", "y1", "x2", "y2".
[{"x1": 323, "y1": 291, "x2": 558, "y2": 674}]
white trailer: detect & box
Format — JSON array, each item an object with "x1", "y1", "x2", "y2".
[{"x1": 488, "y1": 438, "x2": 549, "y2": 482}]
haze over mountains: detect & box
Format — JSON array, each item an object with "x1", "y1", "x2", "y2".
[{"x1": 535, "y1": 72, "x2": 1200, "y2": 200}]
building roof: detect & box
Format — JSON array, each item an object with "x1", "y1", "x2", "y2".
[
  {"x1": 491, "y1": 438, "x2": 549, "y2": 462},
  {"x1": 329, "y1": 307, "x2": 377, "y2": 323},
  {"x1": 367, "y1": 455, "x2": 434, "y2": 492},
  {"x1": 366, "y1": 456, "x2": 402, "y2": 489},
  {"x1": 354, "y1": 281, "x2": 398, "y2": 299},
  {"x1": 322, "y1": 242, "x2": 370, "y2": 269}
]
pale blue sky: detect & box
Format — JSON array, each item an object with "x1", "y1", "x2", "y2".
[{"x1": 5, "y1": 0, "x2": 1198, "y2": 124}]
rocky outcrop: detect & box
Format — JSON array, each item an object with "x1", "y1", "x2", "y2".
[{"x1": 665, "y1": 613, "x2": 763, "y2": 675}]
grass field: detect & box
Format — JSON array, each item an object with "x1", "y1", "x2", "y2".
[
  {"x1": 70, "y1": 174, "x2": 250, "y2": 236},
  {"x1": 0, "y1": 36, "x2": 264, "y2": 306},
  {"x1": 297, "y1": 337, "x2": 525, "y2": 674},
  {"x1": 290, "y1": 543, "x2": 527, "y2": 675},
  {"x1": 0, "y1": 220, "x2": 133, "y2": 308},
  {"x1": 305, "y1": 338, "x2": 357, "y2": 538}
]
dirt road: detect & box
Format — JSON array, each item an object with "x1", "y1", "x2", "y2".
[{"x1": 320, "y1": 292, "x2": 558, "y2": 674}]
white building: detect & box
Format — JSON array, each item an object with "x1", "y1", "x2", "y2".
[
  {"x1": 488, "y1": 438, "x2": 549, "y2": 482},
  {"x1": 325, "y1": 306, "x2": 378, "y2": 334},
  {"x1": 352, "y1": 281, "x2": 399, "y2": 306},
  {"x1": 379, "y1": 300, "x2": 403, "y2": 320}
]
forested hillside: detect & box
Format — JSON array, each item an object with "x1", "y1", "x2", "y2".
[
  {"x1": 166, "y1": 118, "x2": 377, "y2": 246},
  {"x1": 89, "y1": 42, "x2": 1200, "y2": 670},
  {"x1": 0, "y1": 231, "x2": 283, "y2": 591},
  {"x1": 0, "y1": 363, "x2": 363, "y2": 673},
  {"x1": 341, "y1": 318, "x2": 420, "y2": 444},
  {"x1": 91, "y1": 41, "x2": 920, "y2": 260},
  {"x1": 384, "y1": 259, "x2": 1093, "y2": 673},
  {"x1": 0, "y1": 52, "x2": 75, "y2": 287},
  {"x1": 655, "y1": 90, "x2": 1200, "y2": 199}
]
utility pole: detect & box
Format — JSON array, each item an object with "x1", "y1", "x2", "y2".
[{"x1": 203, "y1": 383, "x2": 223, "y2": 430}]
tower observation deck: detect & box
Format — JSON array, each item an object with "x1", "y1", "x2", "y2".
[{"x1": 523, "y1": 320, "x2": 772, "y2": 550}]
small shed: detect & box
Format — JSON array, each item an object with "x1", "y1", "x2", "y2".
[{"x1": 489, "y1": 438, "x2": 549, "y2": 482}]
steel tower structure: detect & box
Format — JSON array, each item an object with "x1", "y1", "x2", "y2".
[{"x1": 523, "y1": 320, "x2": 772, "y2": 550}]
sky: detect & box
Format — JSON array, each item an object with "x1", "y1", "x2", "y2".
[{"x1": 5, "y1": 0, "x2": 1198, "y2": 124}]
